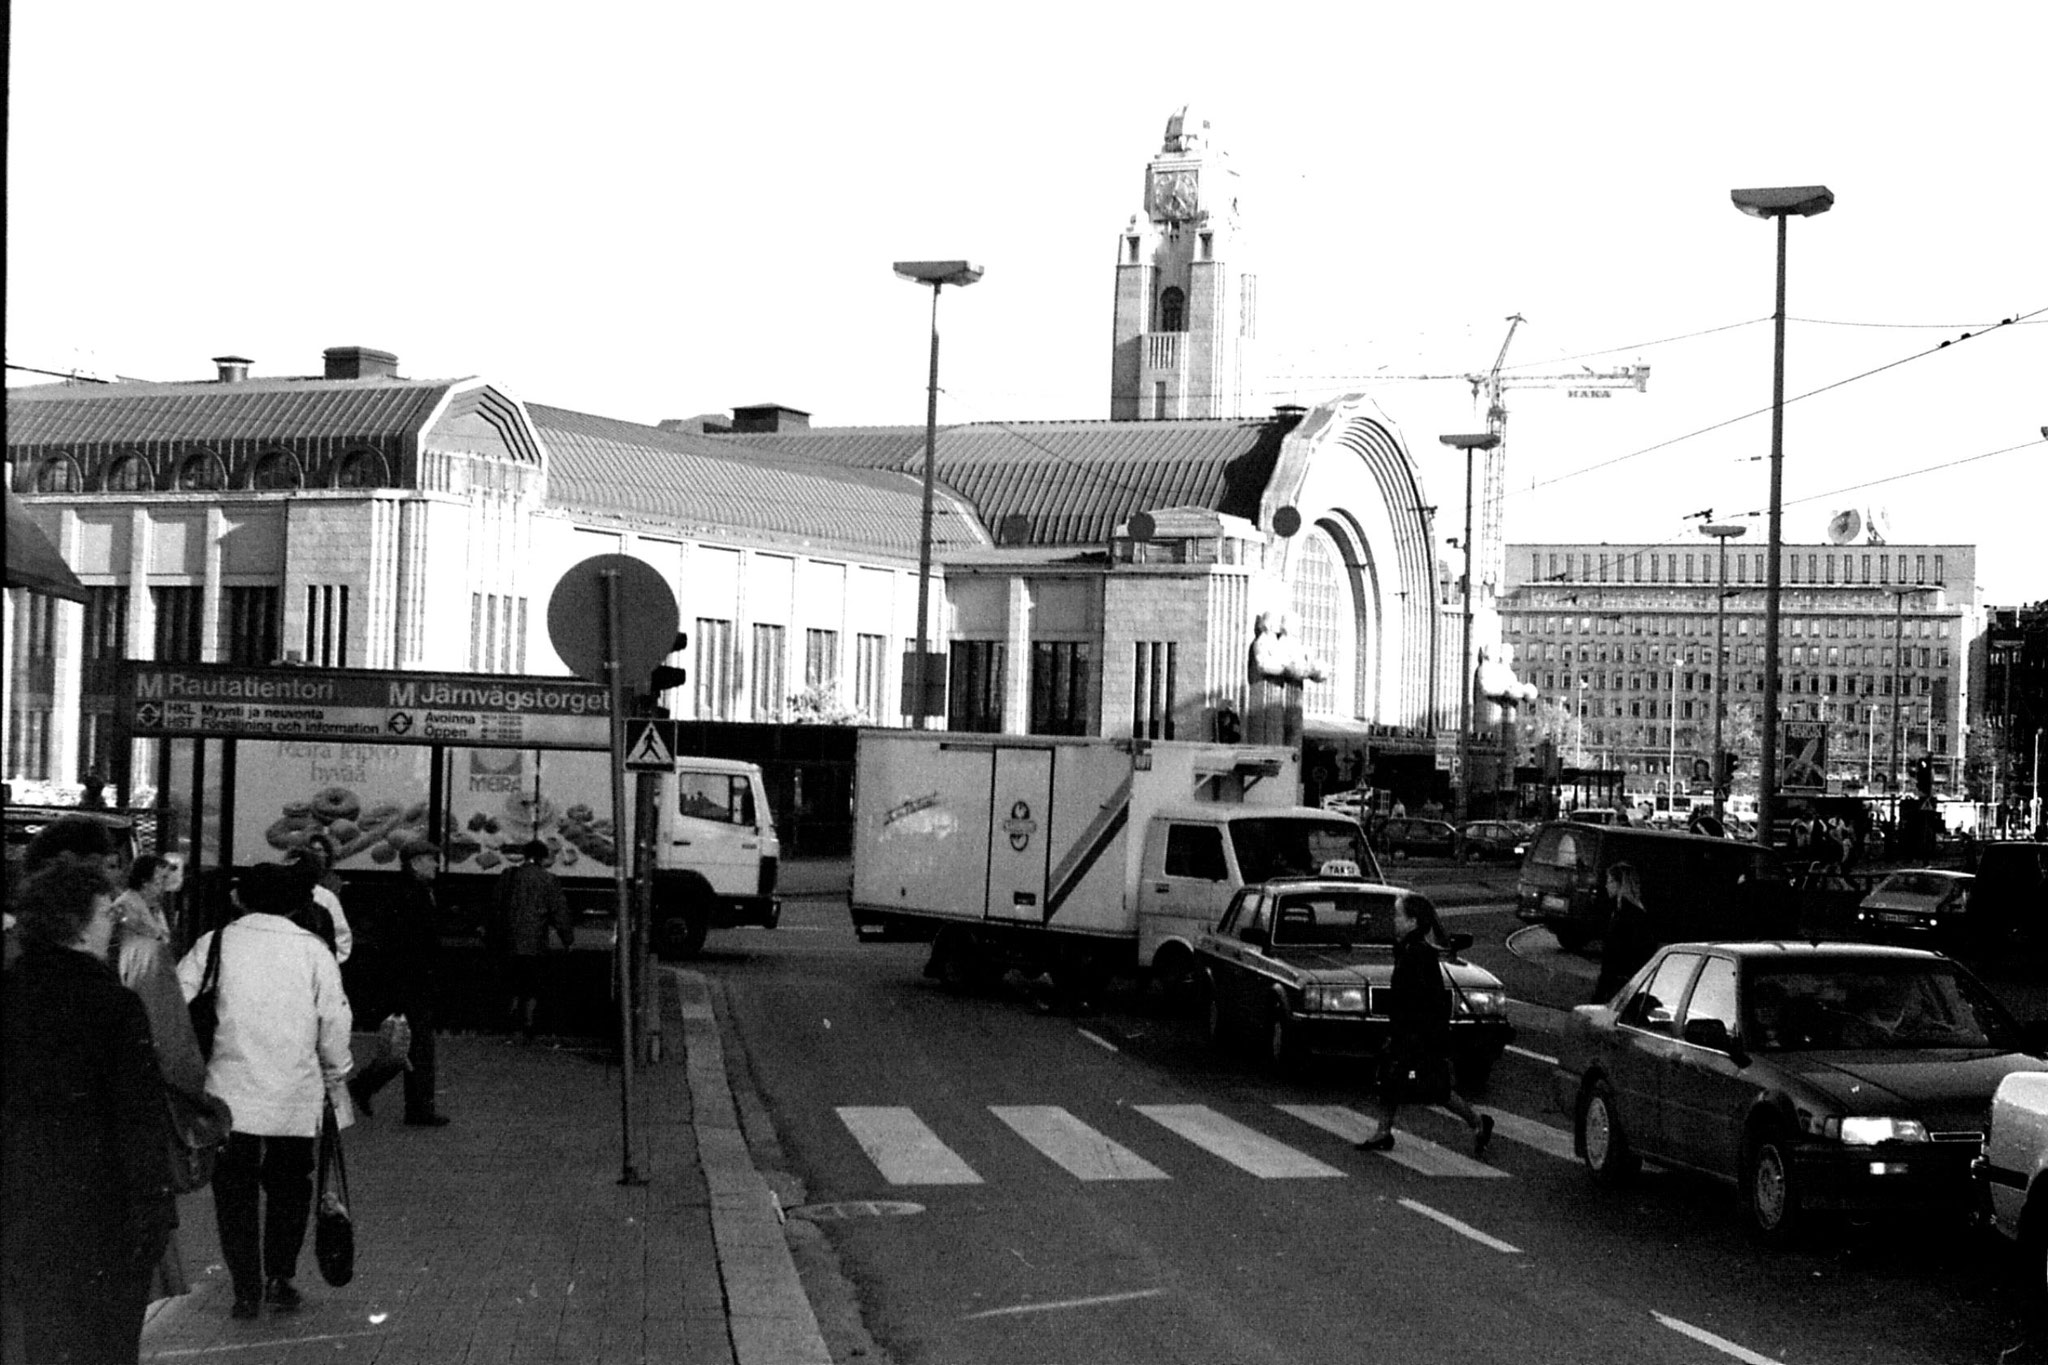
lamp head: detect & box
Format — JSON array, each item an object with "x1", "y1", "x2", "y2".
[
  {"x1": 1437, "y1": 432, "x2": 1501, "y2": 451},
  {"x1": 1701, "y1": 523, "x2": 1748, "y2": 540},
  {"x1": 1730, "y1": 186, "x2": 1835, "y2": 219},
  {"x1": 893, "y1": 260, "x2": 985, "y2": 288}
]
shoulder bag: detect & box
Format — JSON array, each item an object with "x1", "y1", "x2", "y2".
[
  {"x1": 315, "y1": 1099, "x2": 355, "y2": 1286},
  {"x1": 187, "y1": 925, "x2": 227, "y2": 1059},
  {"x1": 163, "y1": 1084, "x2": 234, "y2": 1193}
]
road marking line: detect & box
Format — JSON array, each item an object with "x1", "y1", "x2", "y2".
[
  {"x1": 153, "y1": 1331, "x2": 388, "y2": 1356},
  {"x1": 991, "y1": 1106, "x2": 1168, "y2": 1181},
  {"x1": 1430, "y1": 1106, "x2": 1577, "y2": 1162},
  {"x1": 964, "y1": 1288, "x2": 1167, "y2": 1320},
  {"x1": 1651, "y1": 1311, "x2": 1788, "y2": 1364},
  {"x1": 1397, "y1": 1198, "x2": 1523, "y2": 1253},
  {"x1": 1075, "y1": 1028, "x2": 1119, "y2": 1052},
  {"x1": 836, "y1": 1107, "x2": 983, "y2": 1185},
  {"x1": 1506, "y1": 1042, "x2": 1560, "y2": 1066},
  {"x1": 1278, "y1": 1105, "x2": 1506, "y2": 1179},
  {"x1": 1135, "y1": 1104, "x2": 1345, "y2": 1179}
]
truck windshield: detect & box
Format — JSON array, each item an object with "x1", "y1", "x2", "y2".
[{"x1": 1229, "y1": 818, "x2": 1373, "y2": 884}]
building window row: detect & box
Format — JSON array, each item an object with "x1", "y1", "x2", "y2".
[
  {"x1": 25, "y1": 448, "x2": 393, "y2": 495},
  {"x1": 1528, "y1": 549, "x2": 1945, "y2": 588}
]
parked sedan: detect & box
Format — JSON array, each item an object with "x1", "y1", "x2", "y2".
[
  {"x1": 1197, "y1": 878, "x2": 1514, "y2": 1084},
  {"x1": 1455, "y1": 820, "x2": 1529, "y2": 864},
  {"x1": 1381, "y1": 817, "x2": 1460, "y2": 860},
  {"x1": 1853, "y1": 870, "x2": 1974, "y2": 945},
  {"x1": 1555, "y1": 940, "x2": 2046, "y2": 1242}
]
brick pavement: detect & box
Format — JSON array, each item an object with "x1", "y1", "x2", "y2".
[{"x1": 140, "y1": 966, "x2": 822, "y2": 1365}]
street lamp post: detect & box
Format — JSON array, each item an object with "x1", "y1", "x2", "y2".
[
  {"x1": 1730, "y1": 185, "x2": 1833, "y2": 847},
  {"x1": 1701, "y1": 523, "x2": 1747, "y2": 820},
  {"x1": 1440, "y1": 432, "x2": 1502, "y2": 817},
  {"x1": 1884, "y1": 581, "x2": 1938, "y2": 828},
  {"x1": 892, "y1": 260, "x2": 984, "y2": 731}
]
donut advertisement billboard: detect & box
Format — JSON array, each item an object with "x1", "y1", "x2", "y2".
[
  {"x1": 230, "y1": 740, "x2": 435, "y2": 869},
  {"x1": 438, "y1": 747, "x2": 619, "y2": 878}
]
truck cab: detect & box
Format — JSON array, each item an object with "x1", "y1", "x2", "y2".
[
  {"x1": 652, "y1": 758, "x2": 780, "y2": 958},
  {"x1": 1135, "y1": 807, "x2": 1381, "y2": 995}
]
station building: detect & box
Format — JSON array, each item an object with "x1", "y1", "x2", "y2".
[{"x1": 5, "y1": 108, "x2": 1480, "y2": 809}]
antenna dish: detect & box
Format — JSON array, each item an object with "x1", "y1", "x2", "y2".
[{"x1": 1826, "y1": 509, "x2": 1861, "y2": 545}]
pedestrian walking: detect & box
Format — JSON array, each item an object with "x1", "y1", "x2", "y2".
[
  {"x1": 346, "y1": 839, "x2": 450, "y2": 1127},
  {"x1": 1353, "y1": 892, "x2": 1493, "y2": 1156},
  {"x1": 1591, "y1": 861, "x2": 1656, "y2": 1002},
  {"x1": 177, "y1": 863, "x2": 353, "y2": 1320},
  {"x1": 491, "y1": 840, "x2": 575, "y2": 1038},
  {"x1": 3, "y1": 855, "x2": 177, "y2": 1364},
  {"x1": 113, "y1": 853, "x2": 222, "y2": 1305}
]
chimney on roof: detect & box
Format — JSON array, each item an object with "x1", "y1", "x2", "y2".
[
  {"x1": 728, "y1": 403, "x2": 811, "y2": 434},
  {"x1": 213, "y1": 355, "x2": 253, "y2": 383},
  {"x1": 323, "y1": 346, "x2": 400, "y2": 381},
  {"x1": 1272, "y1": 403, "x2": 1307, "y2": 429}
]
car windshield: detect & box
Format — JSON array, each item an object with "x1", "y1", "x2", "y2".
[
  {"x1": 1876, "y1": 872, "x2": 1960, "y2": 898},
  {"x1": 1744, "y1": 960, "x2": 2017, "y2": 1052},
  {"x1": 1268, "y1": 892, "x2": 1396, "y2": 949},
  {"x1": 1231, "y1": 818, "x2": 1373, "y2": 883}
]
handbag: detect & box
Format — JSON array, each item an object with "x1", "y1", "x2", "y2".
[
  {"x1": 187, "y1": 924, "x2": 226, "y2": 1059},
  {"x1": 163, "y1": 1083, "x2": 234, "y2": 1194},
  {"x1": 1377, "y1": 1041, "x2": 1453, "y2": 1105},
  {"x1": 314, "y1": 1099, "x2": 355, "y2": 1286}
]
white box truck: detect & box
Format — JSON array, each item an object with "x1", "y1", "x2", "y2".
[{"x1": 850, "y1": 730, "x2": 1380, "y2": 995}]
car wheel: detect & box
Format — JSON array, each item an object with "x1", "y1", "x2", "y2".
[
  {"x1": 933, "y1": 929, "x2": 990, "y2": 993},
  {"x1": 1267, "y1": 1004, "x2": 1300, "y2": 1073},
  {"x1": 1578, "y1": 1079, "x2": 1639, "y2": 1184},
  {"x1": 1744, "y1": 1127, "x2": 1805, "y2": 1243},
  {"x1": 656, "y1": 896, "x2": 711, "y2": 960},
  {"x1": 1204, "y1": 976, "x2": 1232, "y2": 1047},
  {"x1": 761, "y1": 899, "x2": 782, "y2": 931}
]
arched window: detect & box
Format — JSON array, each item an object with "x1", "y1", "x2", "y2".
[
  {"x1": 103, "y1": 454, "x2": 152, "y2": 492},
  {"x1": 335, "y1": 448, "x2": 389, "y2": 489},
  {"x1": 177, "y1": 451, "x2": 227, "y2": 491},
  {"x1": 1289, "y1": 526, "x2": 1352, "y2": 718},
  {"x1": 252, "y1": 451, "x2": 303, "y2": 490},
  {"x1": 33, "y1": 457, "x2": 82, "y2": 492},
  {"x1": 1157, "y1": 286, "x2": 1186, "y2": 333}
]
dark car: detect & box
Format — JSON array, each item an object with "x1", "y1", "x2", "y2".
[
  {"x1": 1970, "y1": 842, "x2": 2048, "y2": 947},
  {"x1": 1556, "y1": 940, "x2": 2046, "y2": 1241},
  {"x1": 1381, "y1": 817, "x2": 1460, "y2": 860},
  {"x1": 1853, "y1": 870, "x2": 1974, "y2": 946},
  {"x1": 1196, "y1": 878, "x2": 1513, "y2": 1085},
  {"x1": 1516, "y1": 822, "x2": 1785, "y2": 952},
  {"x1": 1455, "y1": 821, "x2": 1528, "y2": 864}
]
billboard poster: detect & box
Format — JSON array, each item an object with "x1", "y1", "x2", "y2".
[
  {"x1": 439, "y1": 747, "x2": 620, "y2": 880},
  {"x1": 232, "y1": 740, "x2": 435, "y2": 870},
  {"x1": 1780, "y1": 720, "x2": 1828, "y2": 792}
]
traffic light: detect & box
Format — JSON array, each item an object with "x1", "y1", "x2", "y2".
[
  {"x1": 643, "y1": 633, "x2": 689, "y2": 714},
  {"x1": 1912, "y1": 755, "x2": 1934, "y2": 799},
  {"x1": 1717, "y1": 751, "x2": 1739, "y2": 787}
]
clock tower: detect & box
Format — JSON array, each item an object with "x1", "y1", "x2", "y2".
[{"x1": 1110, "y1": 106, "x2": 1257, "y2": 420}]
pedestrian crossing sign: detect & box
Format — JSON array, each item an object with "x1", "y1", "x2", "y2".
[{"x1": 624, "y1": 718, "x2": 678, "y2": 771}]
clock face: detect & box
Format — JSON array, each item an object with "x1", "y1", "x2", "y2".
[{"x1": 1149, "y1": 169, "x2": 1199, "y2": 222}]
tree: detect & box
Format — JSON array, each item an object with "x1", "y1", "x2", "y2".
[{"x1": 784, "y1": 683, "x2": 859, "y2": 725}]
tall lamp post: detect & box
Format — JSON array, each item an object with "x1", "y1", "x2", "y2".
[
  {"x1": 1883, "y1": 581, "x2": 1938, "y2": 827},
  {"x1": 892, "y1": 260, "x2": 984, "y2": 730},
  {"x1": 1730, "y1": 185, "x2": 1833, "y2": 846},
  {"x1": 1701, "y1": 523, "x2": 1747, "y2": 820},
  {"x1": 1440, "y1": 432, "x2": 1502, "y2": 817}
]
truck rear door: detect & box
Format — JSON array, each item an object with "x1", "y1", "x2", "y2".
[{"x1": 984, "y1": 746, "x2": 1053, "y2": 923}]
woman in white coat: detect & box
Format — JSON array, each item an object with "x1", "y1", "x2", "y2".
[{"x1": 179, "y1": 862, "x2": 352, "y2": 1320}]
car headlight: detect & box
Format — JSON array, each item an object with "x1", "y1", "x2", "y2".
[
  {"x1": 1457, "y1": 989, "x2": 1507, "y2": 1016},
  {"x1": 1307, "y1": 985, "x2": 1368, "y2": 1013},
  {"x1": 1806, "y1": 1116, "x2": 1930, "y2": 1145}
]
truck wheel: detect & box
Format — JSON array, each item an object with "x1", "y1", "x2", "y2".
[
  {"x1": 657, "y1": 906, "x2": 710, "y2": 960},
  {"x1": 932, "y1": 928, "x2": 992, "y2": 993},
  {"x1": 1151, "y1": 945, "x2": 1198, "y2": 1012}
]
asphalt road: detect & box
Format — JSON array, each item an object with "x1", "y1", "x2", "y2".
[{"x1": 692, "y1": 866, "x2": 2043, "y2": 1365}]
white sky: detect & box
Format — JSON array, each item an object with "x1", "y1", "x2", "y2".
[{"x1": 8, "y1": 1, "x2": 2044, "y2": 602}]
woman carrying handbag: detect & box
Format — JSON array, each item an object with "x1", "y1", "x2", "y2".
[{"x1": 1353, "y1": 892, "x2": 1493, "y2": 1156}]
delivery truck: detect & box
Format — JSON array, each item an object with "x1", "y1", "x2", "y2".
[
  {"x1": 849, "y1": 730, "x2": 1381, "y2": 997},
  {"x1": 232, "y1": 740, "x2": 779, "y2": 959}
]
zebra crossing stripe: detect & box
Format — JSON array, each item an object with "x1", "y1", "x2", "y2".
[
  {"x1": 1276, "y1": 1105, "x2": 1506, "y2": 1179},
  {"x1": 1135, "y1": 1105, "x2": 1345, "y2": 1179},
  {"x1": 1433, "y1": 1106, "x2": 1577, "y2": 1163},
  {"x1": 990, "y1": 1107, "x2": 1168, "y2": 1181},
  {"x1": 836, "y1": 1107, "x2": 983, "y2": 1185}
]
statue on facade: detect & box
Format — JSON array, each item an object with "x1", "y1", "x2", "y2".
[{"x1": 1244, "y1": 611, "x2": 1327, "y2": 745}]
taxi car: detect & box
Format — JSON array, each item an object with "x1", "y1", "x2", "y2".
[
  {"x1": 1853, "y1": 869, "x2": 1973, "y2": 945},
  {"x1": 1556, "y1": 940, "x2": 2047, "y2": 1243},
  {"x1": 1196, "y1": 877, "x2": 1514, "y2": 1085}
]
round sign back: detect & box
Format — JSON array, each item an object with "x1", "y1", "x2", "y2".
[{"x1": 546, "y1": 554, "x2": 680, "y2": 686}]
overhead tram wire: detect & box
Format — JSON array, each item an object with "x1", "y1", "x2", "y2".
[{"x1": 1503, "y1": 307, "x2": 2046, "y2": 502}]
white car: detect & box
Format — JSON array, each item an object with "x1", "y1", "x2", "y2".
[
  {"x1": 1983, "y1": 1071, "x2": 2048, "y2": 1308},
  {"x1": 1319, "y1": 789, "x2": 1370, "y2": 819}
]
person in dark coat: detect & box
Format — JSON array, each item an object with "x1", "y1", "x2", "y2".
[
  {"x1": 2, "y1": 855, "x2": 177, "y2": 1364},
  {"x1": 1353, "y1": 893, "x2": 1493, "y2": 1156},
  {"x1": 1591, "y1": 861, "x2": 1656, "y2": 1002},
  {"x1": 347, "y1": 839, "x2": 449, "y2": 1126},
  {"x1": 491, "y1": 840, "x2": 575, "y2": 1037}
]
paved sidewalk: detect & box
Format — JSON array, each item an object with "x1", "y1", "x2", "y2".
[{"x1": 140, "y1": 969, "x2": 829, "y2": 1364}]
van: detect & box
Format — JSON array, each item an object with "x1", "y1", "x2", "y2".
[{"x1": 1515, "y1": 822, "x2": 1784, "y2": 952}]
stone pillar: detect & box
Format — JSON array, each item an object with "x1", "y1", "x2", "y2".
[{"x1": 1003, "y1": 577, "x2": 1033, "y2": 735}]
